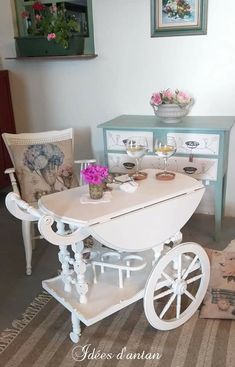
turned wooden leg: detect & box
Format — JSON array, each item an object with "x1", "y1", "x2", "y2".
[
  {"x1": 22, "y1": 220, "x2": 33, "y2": 275},
  {"x1": 31, "y1": 222, "x2": 36, "y2": 250},
  {"x1": 56, "y1": 221, "x2": 72, "y2": 292},
  {"x1": 70, "y1": 312, "x2": 81, "y2": 343},
  {"x1": 58, "y1": 245, "x2": 72, "y2": 292},
  {"x1": 72, "y1": 242, "x2": 88, "y2": 304}
]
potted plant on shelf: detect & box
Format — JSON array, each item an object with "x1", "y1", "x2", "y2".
[{"x1": 15, "y1": 1, "x2": 86, "y2": 57}]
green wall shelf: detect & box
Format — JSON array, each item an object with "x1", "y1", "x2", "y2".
[
  {"x1": 5, "y1": 54, "x2": 98, "y2": 61},
  {"x1": 13, "y1": 0, "x2": 95, "y2": 58}
]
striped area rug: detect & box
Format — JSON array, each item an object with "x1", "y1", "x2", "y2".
[{"x1": 0, "y1": 292, "x2": 234, "y2": 367}]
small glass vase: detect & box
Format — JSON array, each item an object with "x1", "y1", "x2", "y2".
[{"x1": 89, "y1": 184, "x2": 103, "y2": 200}]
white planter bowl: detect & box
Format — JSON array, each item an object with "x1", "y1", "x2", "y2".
[{"x1": 152, "y1": 103, "x2": 191, "y2": 124}]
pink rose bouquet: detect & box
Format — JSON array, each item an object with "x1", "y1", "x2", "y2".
[
  {"x1": 150, "y1": 89, "x2": 193, "y2": 108},
  {"x1": 81, "y1": 164, "x2": 109, "y2": 185}
]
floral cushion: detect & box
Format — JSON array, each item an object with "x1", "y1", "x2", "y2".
[
  {"x1": 200, "y1": 247, "x2": 235, "y2": 319},
  {"x1": 10, "y1": 139, "x2": 78, "y2": 203}
]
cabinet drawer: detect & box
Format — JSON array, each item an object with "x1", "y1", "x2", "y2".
[
  {"x1": 107, "y1": 153, "x2": 218, "y2": 181},
  {"x1": 106, "y1": 130, "x2": 153, "y2": 151},
  {"x1": 166, "y1": 156, "x2": 218, "y2": 181},
  {"x1": 167, "y1": 132, "x2": 220, "y2": 156}
]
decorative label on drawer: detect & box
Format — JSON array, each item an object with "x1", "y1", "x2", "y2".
[
  {"x1": 106, "y1": 130, "x2": 153, "y2": 151},
  {"x1": 167, "y1": 133, "x2": 220, "y2": 156},
  {"x1": 107, "y1": 153, "x2": 218, "y2": 181}
]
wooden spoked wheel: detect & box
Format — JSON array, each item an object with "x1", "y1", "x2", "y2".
[{"x1": 144, "y1": 243, "x2": 210, "y2": 330}]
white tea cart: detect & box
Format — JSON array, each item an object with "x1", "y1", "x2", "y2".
[{"x1": 6, "y1": 169, "x2": 210, "y2": 342}]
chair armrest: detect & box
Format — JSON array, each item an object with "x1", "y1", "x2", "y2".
[
  {"x1": 4, "y1": 167, "x2": 20, "y2": 195},
  {"x1": 4, "y1": 167, "x2": 15, "y2": 174},
  {"x1": 5, "y1": 192, "x2": 41, "y2": 221}
]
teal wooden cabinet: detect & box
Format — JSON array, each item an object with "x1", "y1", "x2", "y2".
[{"x1": 98, "y1": 115, "x2": 235, "y2": 240}]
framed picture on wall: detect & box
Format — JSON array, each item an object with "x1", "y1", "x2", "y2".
[{"x1": 151, "y1": 0, "x2": 208, "y2": 37}]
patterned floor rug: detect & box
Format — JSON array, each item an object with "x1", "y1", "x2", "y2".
[{"x1": 0, "y1": 289, "x2": 234, "y2": 367}]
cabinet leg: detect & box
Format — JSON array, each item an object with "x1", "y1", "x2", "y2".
[
  {"x1": 222, "y1": 174, "x2": 227, "y2": 217},
  {"x1": 70, "y1": 312, "x2": 81, "y2": 343},
  {"x1": 215, "y1": 183, "x2": 223, "y2": 241}
]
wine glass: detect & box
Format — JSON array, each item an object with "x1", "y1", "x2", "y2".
[
  {"x1": 125, "y1": 136, "x2": 148, "y2": 180},
  {"x1": 154, "y1": 136, "x2": 177, "y2": 180}
]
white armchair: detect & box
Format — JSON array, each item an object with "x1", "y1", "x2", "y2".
[{"x1": 2, "y1": 128, "x2": 95, "y2": 275}]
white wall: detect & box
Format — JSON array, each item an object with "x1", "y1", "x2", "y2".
[{"x1": 1, "y1": 0, "x2": 235, "y2": 215}]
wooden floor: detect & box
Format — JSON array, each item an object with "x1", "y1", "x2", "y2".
[{"x1": 1, "y1": 186, "x2": 235, "y2": 331}]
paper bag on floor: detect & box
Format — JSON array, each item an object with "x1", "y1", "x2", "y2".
[{"x1": 200, "y1": 246, "x2": 235, "y2": 319}]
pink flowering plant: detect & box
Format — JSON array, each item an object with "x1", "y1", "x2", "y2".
[
  {"x1": 21, "y1": 1, "x2": 80, "y2": 48},
  {"x1": 150, "y1": 89, "x2": 193, "y2": 108},
  {"x1": 81, "y1": 164, "x2": 109, "y2": 185}
]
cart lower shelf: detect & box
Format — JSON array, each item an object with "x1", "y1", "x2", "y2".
[
  {"x1": 42, "y1": 242, "x2": 209, "y2": 336},
  {"x1": 43, "y1": 249, "x2": 154, "y2": 326}
]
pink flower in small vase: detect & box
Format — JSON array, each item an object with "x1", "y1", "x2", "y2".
[
  {"x1": 47, "y1": 33, "x2": 56, "y2": 41},
  {"x1": 81, "y1": 164, "x2": 109, "y2": 185},
  {"x1": 150, "y1": 92, "x2": 162, "y2": 106}
]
